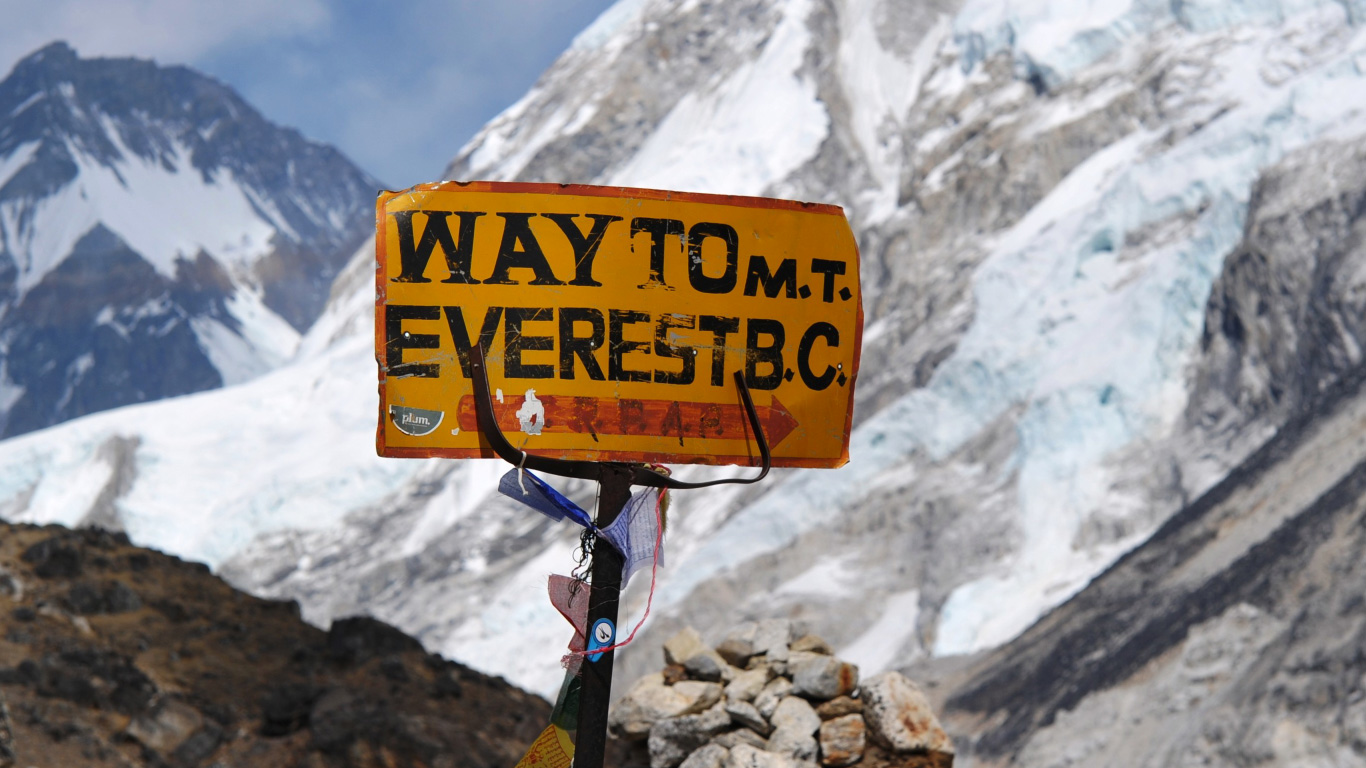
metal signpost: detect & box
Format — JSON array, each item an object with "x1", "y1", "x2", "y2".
[{"x1": 375, "y1": 181, "x2": 861, "y2": 767}]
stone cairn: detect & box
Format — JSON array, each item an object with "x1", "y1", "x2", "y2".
[{"x1": 608, "y1": 619, "x2": 954, "y2": 768}]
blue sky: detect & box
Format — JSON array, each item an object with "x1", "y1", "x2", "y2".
[{"x1": 0, "y1": 0, "x2": 619, "y2": 187}]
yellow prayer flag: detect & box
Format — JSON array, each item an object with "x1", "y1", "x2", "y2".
[{"x1": 513, "y1": 724, "x2": 574, "y2": 768}]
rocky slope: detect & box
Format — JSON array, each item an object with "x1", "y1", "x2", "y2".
[
  {"x1": 930, "y1": 363, "x2": 1366, "y2": 767},
  {"x1": 0, "y1": 522, "x2": 550, "y2": 767},
  {"x1": 1183, "y1": 135, "x2": 1366, "y2": 481},
  {"x1": 0, "y1": 42, "x2": 378, "y2": 437},
  {"x1": 910, "y1": 120, "x2": 1366, "y2": 768},
  {"x1": 0, "y1": 1, "x2": 1364, "y2": 754}
]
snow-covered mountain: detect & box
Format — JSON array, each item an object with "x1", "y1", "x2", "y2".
[
  {"x1": 2, "y1": 3, "x2": 1366, "y2": 763},
  {"x1": 924, "y1": 132, "x2": 1366, "y2": 766},
  {"x1": 0, "y1": 42, "x2": 378, "y2": 436}
]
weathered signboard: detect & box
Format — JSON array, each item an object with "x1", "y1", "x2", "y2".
[{"x1": 375, "y1": 181, "x2": 861, "y2": 467}]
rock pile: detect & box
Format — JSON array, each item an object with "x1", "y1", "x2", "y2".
[{"x1": 609, "y1": 620, "x2": 953, "y2": 768}]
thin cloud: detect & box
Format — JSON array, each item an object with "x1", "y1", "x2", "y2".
[
  {"x1": 0, "y1": 0, "x2": 329, "y2": 73},
  {"x1": 1, "y1": 0, "x2": 618, "y2": 186}
]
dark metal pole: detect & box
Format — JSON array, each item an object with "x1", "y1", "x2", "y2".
[
  {"x1": 574, "y1": 463, "x2": 632, "y2": 768},
  {"x1": 466, "y1": 347, "x2": 773, "y2": 765}
]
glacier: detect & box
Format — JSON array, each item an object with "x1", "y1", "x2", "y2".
[
  {"x1": 928, "y1": 0, "x2": 1366, "y2": 654},
  {"x1": 605, "y1": 0, "x2": 829, "y2": 195}
]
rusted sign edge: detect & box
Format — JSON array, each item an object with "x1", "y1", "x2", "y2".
[
  {"x1": 376, "y1": 445, "x2": 844, "y2": 469},
  {"x1": 377, "y1": 180, "x2": 849, "y2": 217}
]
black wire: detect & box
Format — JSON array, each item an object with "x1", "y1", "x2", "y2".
[
  {"x1": 569, "y1": 481, "x2": 599, "y2": 597},
  {"x1": 569, "y1": 528, "x2": 595, "y2": 598}
]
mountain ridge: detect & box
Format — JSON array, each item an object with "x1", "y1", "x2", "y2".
[
  {"x1": 0, "y1": 521, "x2": 557, "y2": 767},
  {"x1": 0, "y1": 41, "x2": 379, "y2": 437}
]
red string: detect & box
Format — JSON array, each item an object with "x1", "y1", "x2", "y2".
[{"x1": 565, "y1": 483, "x2": 665, "y2": 660}]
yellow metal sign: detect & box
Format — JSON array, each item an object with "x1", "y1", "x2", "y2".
[{"x1": 375, "y1": 181, "x2": 861, "y2": 468}]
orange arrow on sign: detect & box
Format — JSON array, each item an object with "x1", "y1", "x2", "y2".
[{"x1": 455, "y1": 393, "x2": 799, "y2": 447}]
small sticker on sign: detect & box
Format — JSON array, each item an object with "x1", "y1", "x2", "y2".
[
  {"x1": 516, "y1": 389, "x2": 546, "y2": 435},
  {"x1": 586, "y1": 618, "x2": 614, "y2": 662},
  {"x1": 390, "y1": 405, "x2": 444, "y2": 436}
]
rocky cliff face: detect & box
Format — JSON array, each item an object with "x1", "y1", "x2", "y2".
[
  {"x1": 934, "y1": 370, "x2": 1366, "y2": 767},
  {"x1": 0, "y1": 42, "x2": 378, "y2": 437},
  {"x1": 1184, "y1": 137, "x2": 1366, "y2": 478},
  {"x1": 915, "y1": 130, "x2": 1366, "y2": 768},
  {"x1": 0, "y1": 523, "x2": 549, "y2": 767}
]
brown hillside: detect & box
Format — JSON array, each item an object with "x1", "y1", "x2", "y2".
[{"x1": 0, "y1": 523, "x2": 550, "y2": 768}]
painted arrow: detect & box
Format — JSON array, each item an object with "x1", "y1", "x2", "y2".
[{"x1": 455, "y1": 392, "x2": 799, "y2": 447}]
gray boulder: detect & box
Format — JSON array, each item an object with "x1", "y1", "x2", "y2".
[
  {"x1": 725, "y1": 698, "x2": 772, "y2": 736},
  {"x1": 679, "y1": 743, "x2": 729, "y2": 768},
  {"x1": 817, "y1": 714, "x2": 866, "y2": 767},
  {"x1": 791, "y1": 656, "x2": 858, "y2": 701},
  {"x1": 754, "y1": 677, "x2": 793, "y2": 721},
  {"x1": 610, "y1": 673, "x2": 697, "y2": 740},
  {"x1": 714, "y1": 728, "x2": 768, "y2": 750},
  {"x1": 770, "y1": 696, "x2": 820, "y2": 735},
  {"x1": 675, "y1": 681, "x2": 724, "y2": 714},
  {"x1": 664, "y1": 626, "x2": 709, "y2": 666},
  {"x1": 649, "y1": 702, "x2": 731, "y2": 768},
  {"x1": 860, "y1": 671, "x2": 954, "y2": 754},
  {"x1": 768, "y1": 696, "x2": 821, "y2": 763},
  {"x1": 717, "y1": 622, "x2": 759, "y2": 667},
  {"x1": 753, "y1": 619, "x2": 795, "y2": 663},
  {"x1": 725, "y1": 743, "x2": 797, "y2": 768},
  {"x1": 725, "y1": 666, "x2": 773, "y2": 703},
  {"x1": 684, "y1": 647, "x2": 731, "y2": 682}
]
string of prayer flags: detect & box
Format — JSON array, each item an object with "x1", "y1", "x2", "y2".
[
  {"x1": 548, "y1": 575, "x2": 589, "y2": 644},
  {"x1": 598, "y1": 488, "x2": 666, "y2": 588},
  {"x1": 513, "y1": 594, "x2": 586, "y2": 768},
  {"x1": 515, "y1": 487, "x2": 669, "y2": 767},
  {"x1": 552, "y1": 485, "x2": 667, "y2": 668},
  {"x1": 499, "y1": 470, "x2": 667, "y2": 588},
  {"x1": 512, "y1": 724, "x2": 574, "y2": 768},
  {"x1": 548, "y1": 574, "x2": 589, "y2": 673},
  {"x1": 550, "y1": 669, "x2": 581, "y2": 733},
  {"x1": 497, "y1": 469, "x2": 595, "y2": 529}
]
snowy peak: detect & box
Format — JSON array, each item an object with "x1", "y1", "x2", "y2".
[
  {"x1": 0, "y1": 41, "x2": 377, "y2": 305},
  {"x1": 446, "y1": 0, "x2": 952, "y2": 251},
  {"x1": 1, "y1": 41, "x2": 262, "y2": 209},
  {"x1": 446, "y1": 0, "x2": 818, "y2": 195},
  {"x1": 0, "y1": 42, "x2": 380, "y2": 437},
  {"x1": 2, "y1": 40, "x2": 365, "y2": 213}
]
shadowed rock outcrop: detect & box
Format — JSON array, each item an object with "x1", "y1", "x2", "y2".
[{"x1": 0, "y1": 523, "x2": 551, "y2": 767}]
